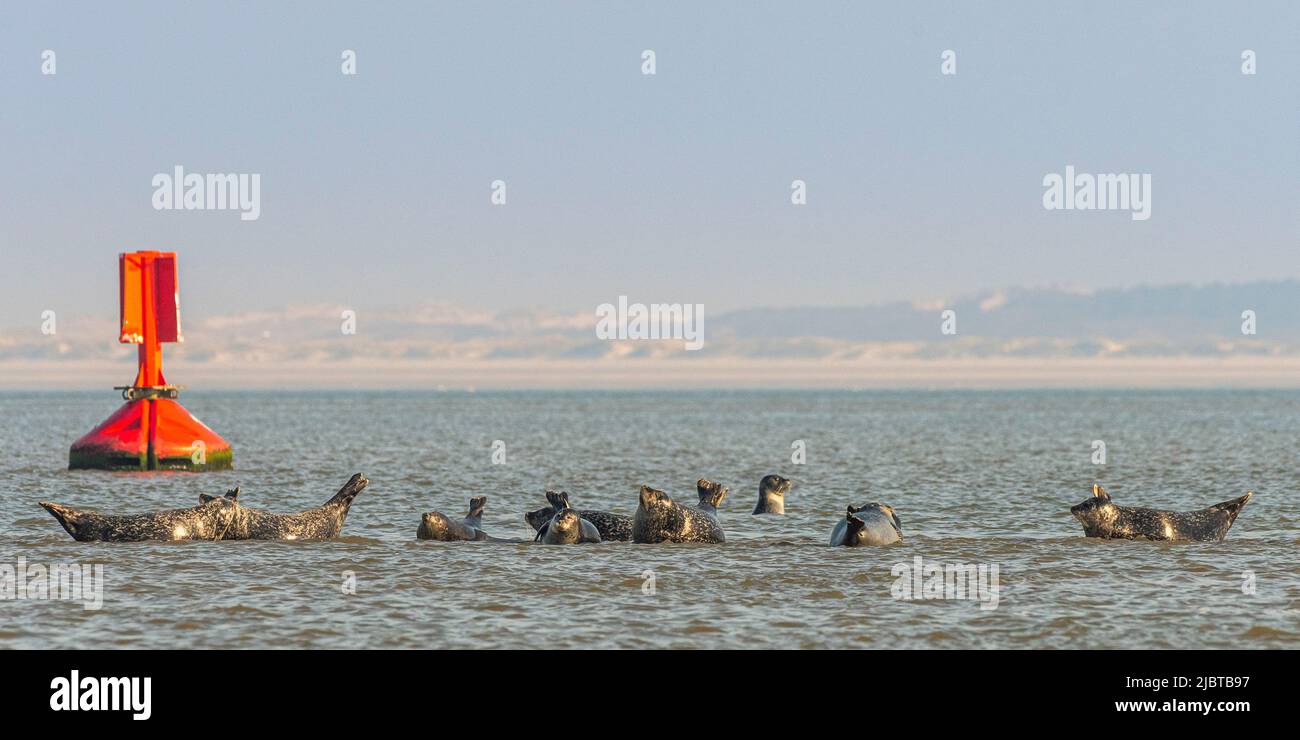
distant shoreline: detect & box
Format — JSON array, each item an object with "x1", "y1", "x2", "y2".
[{"x1": 6, "y1": 356, "x2": 1300, "y2": 390}]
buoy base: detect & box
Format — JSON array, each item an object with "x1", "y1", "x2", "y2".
[{"x1": 69, "y1": 398, "x2": 233, "y2": 471}]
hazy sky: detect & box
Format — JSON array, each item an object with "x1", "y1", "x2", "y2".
[{"x1": 2, "y1": 1, "x2": 1296, "y2": 328}]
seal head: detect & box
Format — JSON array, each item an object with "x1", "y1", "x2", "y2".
[
  {"x1": 524, "y1": 506, "x2": 552, "y2": 532},
  {"x1": 752, "y1": 474, "x2": 792, "y2": 515},
  {"x1": 1069, "y1": 484, "x2": 1121, "y2": 536}
]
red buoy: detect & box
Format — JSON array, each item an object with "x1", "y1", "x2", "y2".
[{"x1": 69, "y1": 251, "x2": 232, "y2": 471}]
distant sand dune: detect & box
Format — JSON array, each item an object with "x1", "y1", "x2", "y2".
[
  {"x1": 6, "y1": 281, "x2": 1299, "y2": 388},
  {"x1": 5, "y1": 355, "x2": 1299, "y2": 390}
]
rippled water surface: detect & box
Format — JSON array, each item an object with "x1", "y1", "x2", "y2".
[{"x1": 2, "y1": 390, "x2": 1297, "y2": 649}]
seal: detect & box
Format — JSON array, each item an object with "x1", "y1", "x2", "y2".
[
  {"x1": 631, "y1": 479, "x2": 727, "y2": 544},
  {"x1": 829, "y1": 503, "x2": 903, "y2": 546},
  {"x1": 525, "y1": 492, "x2": 631, "y2": 541},
  {"x1": 1070, "y1": 484, "x2": 1253, "y2": 543},
  {"x1": 752, "y1": 474, "x2": 792, "y2": 514},
  {"x1": 40, "y1": 495, "x2": 240, "y2": 542},
  {"x1": 536, "y1": 492, "x2": 601, "y2": 544},
  {"x1": 418, "y1": 496, "x2": 490, "y2": 541},
  {"x1": 418, "y1": 496, "x2": 524, "y2": 542},
  {"x1": 204, "y1": 472, "x2": 369, "y2": 540}
]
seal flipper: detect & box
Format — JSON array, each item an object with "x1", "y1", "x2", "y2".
[
  {"x1": 545, "y1": 490, "x2": 571, "y2": 511},
  {"x1": 324, "y1": 473, "x2": 368, "y2": 511},
  {"x1": 200, "y1": 487, "x2": 239, "y2": 505},
  {"x1": 464, "y1": 496, "x2": 487, "y2": 528},
  {"x1": 844, "y1": 511, "x2": 866, "y2": 538},
  {"x1": 1210, "y1": 491, "x2": 1253, "y2": 524},
  {"x1": 40, "y1": 502, "x2": 84, "y2": 540},
  {"x1": 696, "y1": 479, "x2": 728, "y2": 510},
  {"x1": 484, "y1": 534, "x2": 527, "y2": 544}
]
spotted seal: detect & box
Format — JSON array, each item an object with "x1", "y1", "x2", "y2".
[
  {"x1": 195, "y1": 473, "x2": 369, "y2": 540},
  {"x1": 525, "y1": 491, "x2": 631, "y2": 541},
  {"x1": 752, "y1": 474, "x2": 792, "y2": 514},
  {"x1": 829, "y1": 503, "x2": 903, "y2": 546},
  {"x1": 631, "y1": 479, "x2": 728, "y2": 544},
  {"x1": 40, "y1": 495, "x2": 241, "y2": 542},
  {"x1": 535, "y1": 492, "x2": 601, "y2": 544},
  {"x1": 1070, "y1": 484, "x2": 1253, "y2": 543}
]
